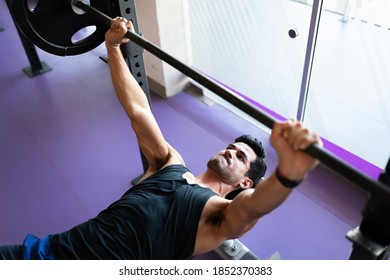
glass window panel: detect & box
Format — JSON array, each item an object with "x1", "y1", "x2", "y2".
[
  {"x1": 305, "y1": 0, "x2": 390, "y2": 170},
  {"x1": 188, "y1": 0, "x2": 312, "y2": 118}
]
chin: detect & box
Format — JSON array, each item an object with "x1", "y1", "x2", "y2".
[{"x1": 207, "y1": 158, "x2": 231, "y2": 180}]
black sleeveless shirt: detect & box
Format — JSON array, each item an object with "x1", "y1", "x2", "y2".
[{"x1": 52, "y1": 164, "x2": 217, "y2": 259}]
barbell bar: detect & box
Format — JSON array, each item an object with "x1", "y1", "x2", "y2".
[
  {"x1": 12, "y1": 0, "x2": 390, "y2": 202},
  {"x1": 71, "y1": 0, "x2": 390, "y2": 202}
]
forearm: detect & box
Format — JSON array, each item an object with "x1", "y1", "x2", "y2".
[
  {"x1": 105, "y1": 43, "x2": 171, "y2": 168},
  {"x1": 248, "y1": 172, "x2": 293, "y2": 217},
  {"x1": 106, "y1": 44, "x2": 150, "y2": 118},
  {"x1": 247, "y1": 119, "x2": 321, "y2": 216},
  {"x1": 103, "y1": 18, "x2": 176, "y2": 170}
]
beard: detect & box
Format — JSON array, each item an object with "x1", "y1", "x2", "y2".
[{"x1": 207, "y1": 155, "x2": 235, "y2": 185}]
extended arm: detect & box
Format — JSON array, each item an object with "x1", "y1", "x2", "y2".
[
  {"x1": 223, "y1": 119, "x2": 322, "y2": 238},
  {"x1": 105, "y1": 18, "x2": 184, "y2": 175}
]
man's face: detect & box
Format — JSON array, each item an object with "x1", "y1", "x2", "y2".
[{"x1": 207, "y1": 142, "x2": 257, "y2": 186}]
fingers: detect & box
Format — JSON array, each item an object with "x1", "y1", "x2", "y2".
[
  {"x1": 106, "y1": 17, "x2": 134, "y2": 47},
  {"x1": 274, "y1": 119, "x2": 322, "y2": 150},
  {"x1": 284, "y1": 120, "x2": 310, "y2": 150},
  {"x1": 111, "y1": 17, "x2": 134, "y2": 33},
  {"x1": 271, "y1": 119, "x2": 322, "y2": 181}
]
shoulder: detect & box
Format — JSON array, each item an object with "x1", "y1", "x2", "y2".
[
  {"x1": 157, "y1": 143, "x2": 186, "y2": 170},
  {"x1": 165, "y1": 142, "x2": 186, "y2": 166},
  {"x1": 141, "y1": 143, "x2": 186, "y2": 180}
]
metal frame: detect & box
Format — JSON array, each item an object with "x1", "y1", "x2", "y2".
[
  {"x1": 215, "y1": 239, "x2": 260, "y2": 260},
  {"x1": 347, "y1": 158, "x2": 390, "y2": 259},
  {"x1": 5, "y1": 0, "x2": 52, "y2": 77},
  {"x1": 296, "y1": 0, "x2": 323, "y2": 121},
  {"x1": 114, "y1": 0, "x2": 149, "y2": 100}
]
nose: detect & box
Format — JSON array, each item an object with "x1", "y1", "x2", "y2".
[{"x1": 224, "y1": 149, "x2": 233, "y2": 159}]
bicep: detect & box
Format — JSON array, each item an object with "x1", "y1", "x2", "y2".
[{"x1": 222, "y1": 189, "x2": 261, "y2": 239}]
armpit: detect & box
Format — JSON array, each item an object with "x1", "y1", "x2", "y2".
[{"x1": 205, "y1": 210, "x2": 225, "y2": 226}]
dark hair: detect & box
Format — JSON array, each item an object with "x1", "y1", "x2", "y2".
[{"x1": 225, "y1": 135, "x2": 267, "y2": 200}]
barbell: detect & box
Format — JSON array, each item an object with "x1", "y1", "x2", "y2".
[
  {"x1": 11, "y1": 0, "x2": 115, "y2": 56},
  {"x1": 9, "y1": 0, "x2": 390, "y2": 202}
]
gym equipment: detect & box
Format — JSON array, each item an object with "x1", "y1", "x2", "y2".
[
  {"x1": 9, "y1": 0, "x2": 390, "y2": 259},
  {"x1": 10, "y1": 0, "x2": 115, "y2": 56},
  {"x1": 5, "y1": 0, "x2": 52, "y2": 77},
  {"x1": 8, "y1": 0, "x2": 151, "y2": 169},
  {"x1": 347, "y1": 158, "x2": 390, "y2": 259},
  {"x1": 215, "y1": 239, "x2": 261, "y2": 260}
]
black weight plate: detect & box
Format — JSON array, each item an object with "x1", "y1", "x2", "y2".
[{"x1": 11, "y1": 0, "x2": 115, "y2": 56}]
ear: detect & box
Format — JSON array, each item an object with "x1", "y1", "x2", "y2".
[{"x1": 238, "y1": 177, "x2": 253, "y2": 190}]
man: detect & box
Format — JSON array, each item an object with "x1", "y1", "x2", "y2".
[{"x1": 0, "y1": 18, "x2": 322, "y2": 260}]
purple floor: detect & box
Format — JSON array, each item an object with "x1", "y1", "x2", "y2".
[{"x1": 0, "y1": 2, "x2": 368, "y2": 260}]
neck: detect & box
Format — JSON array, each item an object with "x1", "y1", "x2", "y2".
[{"x1": 196, "y1": 170, "x2": 236, "y2": 198}]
